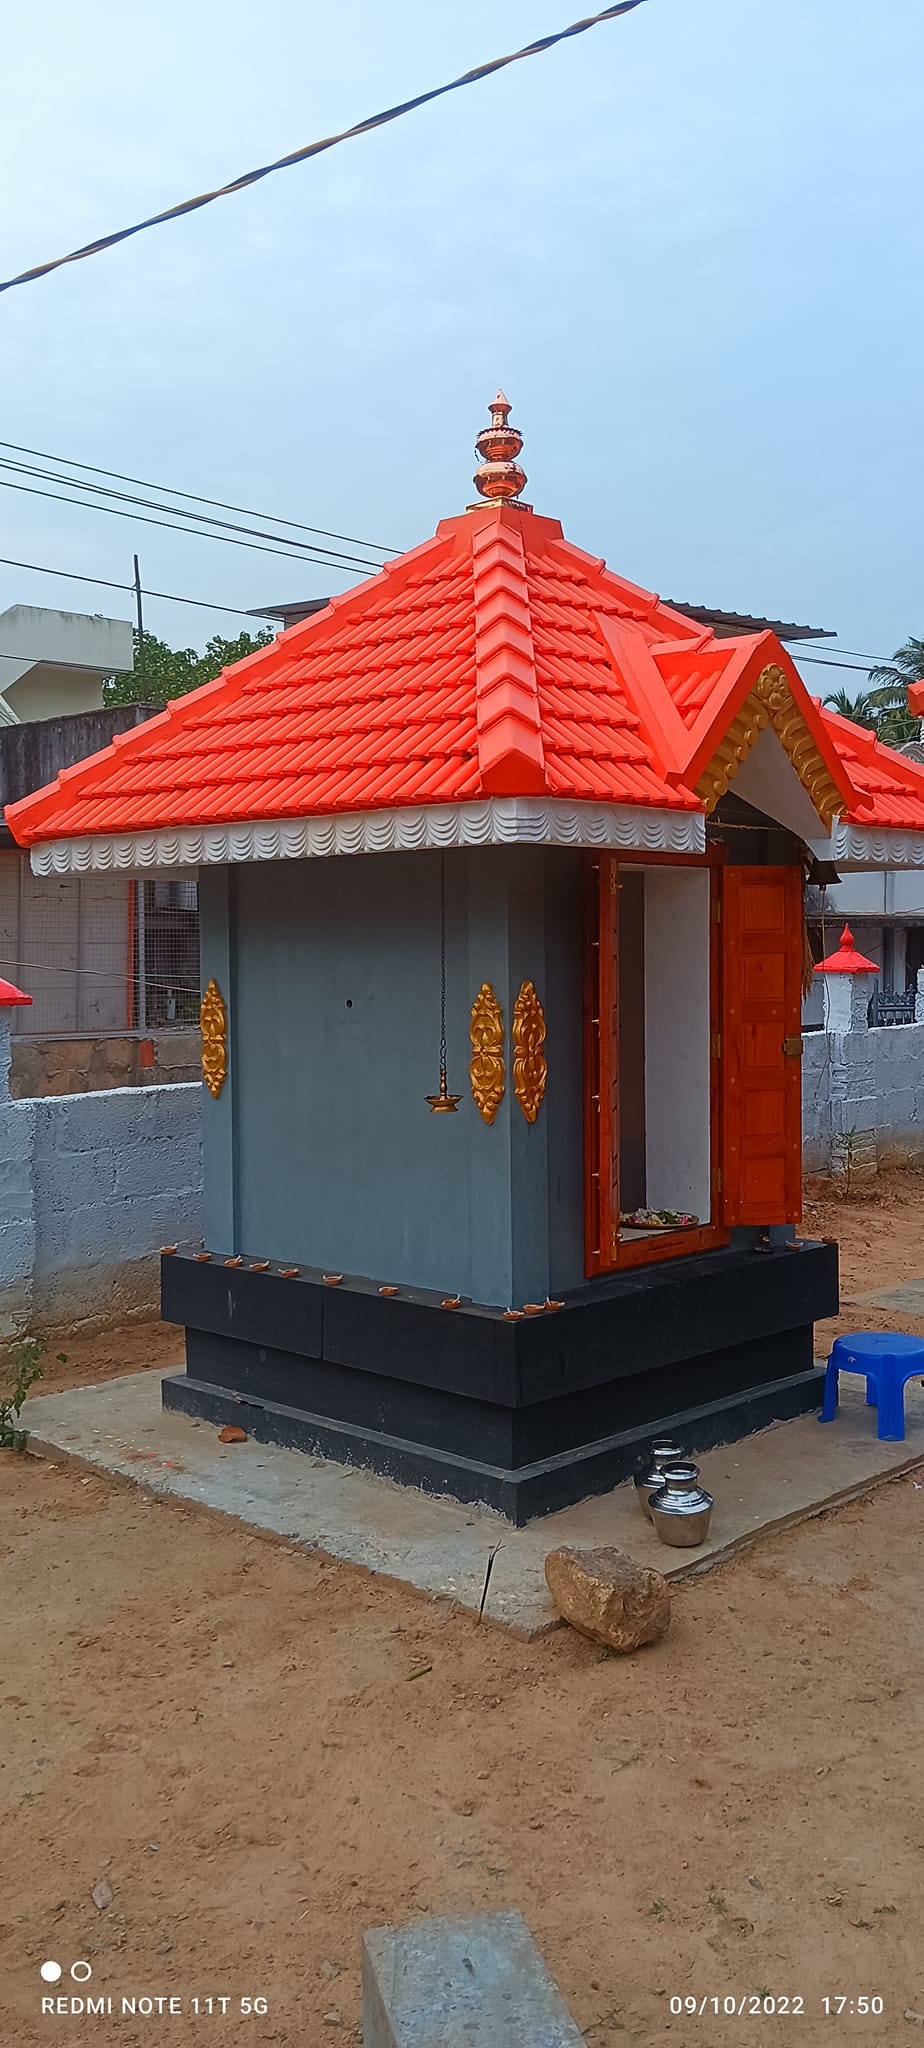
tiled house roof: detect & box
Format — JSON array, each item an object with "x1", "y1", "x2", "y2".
[{"x1": 8, "y1": 492, "x2": 924, "y2": 851}]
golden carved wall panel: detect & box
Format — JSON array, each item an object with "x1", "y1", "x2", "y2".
[
  {"x1": 200, "y1": 978, "x2": 228, "y2": 1100},
  {"x1": 469, "y1": 982, "x2": 505, "y2": 1124},
  {"x1": 512, "y1": 979, "x2": 547, "y2": 1124},
  {"x1": 695, "y1": 664, "x2": 845, "y2": 829}
]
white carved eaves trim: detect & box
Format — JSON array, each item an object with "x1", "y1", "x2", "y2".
[
  {"x1": 27, "y1": 798, "x2": 705, "y2": 874},
  {"x1": 826, "y1": 821, "x2": 924, "y2": 870}
]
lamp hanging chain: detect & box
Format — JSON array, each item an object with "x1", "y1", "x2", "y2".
[
  {"x1": 426, "y1": 850, "x2": 461, "y2": 1112},
  {"x1": 438, "y1": 852, "x2": 448, "y2": 1082}
]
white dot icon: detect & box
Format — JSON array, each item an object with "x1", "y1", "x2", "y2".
[{"x1": 40, "y1": 1961, "x2": 62, "y2": 1983}]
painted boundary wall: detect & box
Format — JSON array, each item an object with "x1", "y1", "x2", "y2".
[
  {"x1": 803, "y1": 968, "x2": 924, "y2": 1178},
  {"x1": 0, "y1": 1022, "x2": 201, "y2": 1336}
]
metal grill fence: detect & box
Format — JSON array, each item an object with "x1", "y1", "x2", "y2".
[
  {"x1": 0, "y1": 853, "x2": 199, "y2": 1036},
  {"x1": 868, "y1": 987, "x2": 917, "y2": 1028}
]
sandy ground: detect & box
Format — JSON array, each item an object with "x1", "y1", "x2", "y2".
[
  {"x1": 19, "y1": 1316, "x2": 184, "y2": 1398},
  {"x1": 805, "y1": 1163, "x2": 924, "y2": 1349},
  {"x1": 2, "y1": 1178, "x2": 924, "y2": 2046}
]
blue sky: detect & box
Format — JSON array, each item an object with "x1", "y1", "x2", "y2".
[{"x1": 1, "y1": 0, "x2": 921, "y2": 684}]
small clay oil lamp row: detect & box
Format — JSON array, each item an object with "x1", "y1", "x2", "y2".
[
  {"x1": 160, "y1": 1245, "x2": 340, "y2": 1283},
  {"x1": 162, "y1": 1247, "x2": 563, "y2": 1316}
]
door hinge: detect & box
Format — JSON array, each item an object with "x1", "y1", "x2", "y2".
[
  {"x1": 711, "y1": 898, "x2": 722, "y2": 924},
  {"x1": 783, "y1": 1034, "x2": 804, "y2": 1059},
  {"x1": 610, "y1": 1223, "x2": 620, "y2": 1256},
  {"x1": 711, "y1": 1031, "x2": 722, "y2": 1060},
  {"x1": 712, "y1": 1165, "x2": 723, "y2": 1195}
]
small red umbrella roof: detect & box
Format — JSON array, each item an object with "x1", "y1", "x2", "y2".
[
  {"x1": 814, "y1": 925, "x2": 879, "y2": 975},
  {"x1": 0, "y1": 977, "x2": 32, "y2": 1005}
]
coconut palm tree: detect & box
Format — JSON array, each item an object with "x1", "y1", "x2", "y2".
[
  {"x1": 822, "y1": 687, "x2": 879, "y2": 732},
  {"x1": 867, "y1": 636, "x2": 924, "y2": 746}
]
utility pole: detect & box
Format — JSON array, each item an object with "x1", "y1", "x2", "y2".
[
  {"x1": 132, "y1": 553, "x2": 147, "y2": 1034},
  {"x1": 133, "y1": 553, "x2": 146, "y2": 693}
]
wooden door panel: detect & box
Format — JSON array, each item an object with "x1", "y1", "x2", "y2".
[
  {"x1": 722, "y1": 865, "x2": 803, "y2": 1227},
  {"x1": 742, "y1": 1158, "x2": 787, "y2": 1210},
  {"x1": 743, "y1": 956, "x2": 786, "y2": 1001},
  {"x1": 583, "y1": 853, "x2": 619, "y2": 1273},
  {"x1": 743, "y1": 1094, "x2": 785, "y2": 1138}
]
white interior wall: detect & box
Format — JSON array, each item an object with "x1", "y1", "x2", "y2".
[
  {"x1": 731, "y1": 726, "x2": 830, "y2": 839},
  {"x1": 642, "y1": 868, "x2": 712, "y2": 1220}
]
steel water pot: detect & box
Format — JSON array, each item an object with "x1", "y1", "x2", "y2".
[
  {"x1": 633, "y1": 1441, "x2": 686, "y2": 1522},
  {"x1": 648, "y1": 1462, "x2": 714, "y2": 1548}
]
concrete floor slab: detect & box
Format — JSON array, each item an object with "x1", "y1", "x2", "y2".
[
  {"x1": 21, "y1": 1369, "x2": 924, "y2": 1637},
  {"x1": 853, "y1": 1275, "x2": 924, "y2": 1315}
]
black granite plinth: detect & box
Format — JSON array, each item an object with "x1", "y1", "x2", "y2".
[{"x1": 161, "y1": 1240, "x2": 837, "y2": 1524}]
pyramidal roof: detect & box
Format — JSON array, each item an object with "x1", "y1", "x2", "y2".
[{"x1": 9, "y1": 394, "x2": 924, "y2": 870}]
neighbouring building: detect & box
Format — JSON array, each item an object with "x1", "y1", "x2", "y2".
[
  {"x1": 11, "y1": 396, "x2": 924, "y2": 1521},
  {"x1": 803, "y1": 738, "x2": 924, "y2": 1029},
  {"x1": 0, "y1": 603, "x2": 199, "y2": 1092}
]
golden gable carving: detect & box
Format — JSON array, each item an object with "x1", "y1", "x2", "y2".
[{"x1": 695, "y1": 664, "x2": 844, "y2": 829}]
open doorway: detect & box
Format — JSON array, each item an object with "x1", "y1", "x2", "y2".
[{"x1": 615, "y1": 864, "x2": 713, "y2": 1241}]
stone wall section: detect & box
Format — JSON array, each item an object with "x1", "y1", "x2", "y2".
[
  {"x1": 0, "y1": 1021, "x2": 201, "y2": 1337},
  {"x1": 8, "y1": 1027, "x2": 200, "y2": 1098},
  {"x1": 803, "y1": 966, "x2": 924, "y2": 1178}
]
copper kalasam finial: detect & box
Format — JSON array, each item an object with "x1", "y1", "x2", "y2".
[{"x1": 473, "y1": 390, "x2": 527, "y2": 503}]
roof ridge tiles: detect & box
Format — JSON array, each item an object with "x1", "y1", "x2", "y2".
[{"x1": 471, "y1": 517, "x2": 545, "y2": 796}]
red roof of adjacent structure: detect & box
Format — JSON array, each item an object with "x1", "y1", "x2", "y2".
[
  {"x1": 814, "y1": 925, "x2": 879, "y2": 975},
  {"x1": 7, "y1": 430, "x2": 924, "y2": 849},
  {"x1": 0, "y1": 977, "x2": 32, "y2": 1006}
]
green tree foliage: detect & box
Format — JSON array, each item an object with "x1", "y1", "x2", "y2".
[
  {"x1": 824, "y1": 636, "x2": 924, "y2": 748},
  {"x1": 822, "y1": 687, "x2": 879, "y2": 732},
  {"x1": 866, "y1": 636, "x2": 924, "y2": 747},
  {"x1": 103, "y1": 627, "x2": 273, "y2": 708}
]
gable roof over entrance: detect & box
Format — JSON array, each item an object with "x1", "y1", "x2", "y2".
[{"x1": 9, "y1": 398, "x2": 924, "y2": 873}]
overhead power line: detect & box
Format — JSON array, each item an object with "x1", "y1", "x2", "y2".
[
  {"x1": 795, "y1": 653, "x2": 905, "y2": 676},
  {"x1": 0, "y1": 458, "x2": 383, "y2": 573},
  {"x1": 807, "y1": 646, "x2": 907, "y2": 667},
  {"x1": 0, "y1": 0, "x2": 649, "y2": 295},
  {"x1": 0, "y1": 454, "x2": 384, "y2": 569},
  {"x1": 0, "y1": 473, "x2": 375, "y2": 574},
  {"x1": 0, "y1": 552, "x2": 285, "y2": 621},
  {"x1": 0, "y1": 437, "x2": 396, "y2": 556}
]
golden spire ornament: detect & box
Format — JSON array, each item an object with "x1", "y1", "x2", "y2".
[
  {"x1": 470, "y1": 391, "x2": 530, "y2": 508},
  {"x1": 426, "y1": 853, "x2": 462, "y2": 1113}
]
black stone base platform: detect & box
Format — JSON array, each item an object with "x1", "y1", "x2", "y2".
[{"x1": 161, "y1": 1240, "x2": 837, "y2": 1524}]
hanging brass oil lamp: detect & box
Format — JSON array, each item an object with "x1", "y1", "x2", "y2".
[{"x1": 426, "y1": 852, "x2": 461, "y2": 1112}]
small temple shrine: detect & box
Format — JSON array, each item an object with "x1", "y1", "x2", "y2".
[{"x1": 11, "y1": 397, "x2": 924, "y2": 1521}]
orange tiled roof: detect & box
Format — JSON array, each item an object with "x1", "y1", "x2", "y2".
[{"x1": 7, "y1": 499, "x2": 924, "y2": 846}]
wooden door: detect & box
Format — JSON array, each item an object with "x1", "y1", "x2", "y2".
[
  {"x1": 721, "y1": 865, "x2": 803, "y2": 1226},
  {"x1": 583, "y1": 853, "x2": 619, "y2": 1273}
]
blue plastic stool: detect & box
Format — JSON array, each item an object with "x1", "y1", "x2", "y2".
[{"x1": 820, "y1": 1331, "x2": 924, "y2": 1442}]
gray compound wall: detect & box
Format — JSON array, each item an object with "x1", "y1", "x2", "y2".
[
  {"x1": 803, "y1": 967, "x2": 924, "y2": 1178},
  {"x1": 0, "y1": 1023, "x2": 201, "y2": 1336}
]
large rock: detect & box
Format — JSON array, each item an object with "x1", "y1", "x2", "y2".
[{"x1": 544, "y1": 1544, "x2": 670, "y2": 1652}]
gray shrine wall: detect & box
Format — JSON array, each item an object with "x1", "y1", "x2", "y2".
[
  {"x1": 0, "y1": 1022, "x2": 201, "y2": 1337},
  {"x1": 198, "y1": 846, "x2": 585, "y2": 1306}
]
